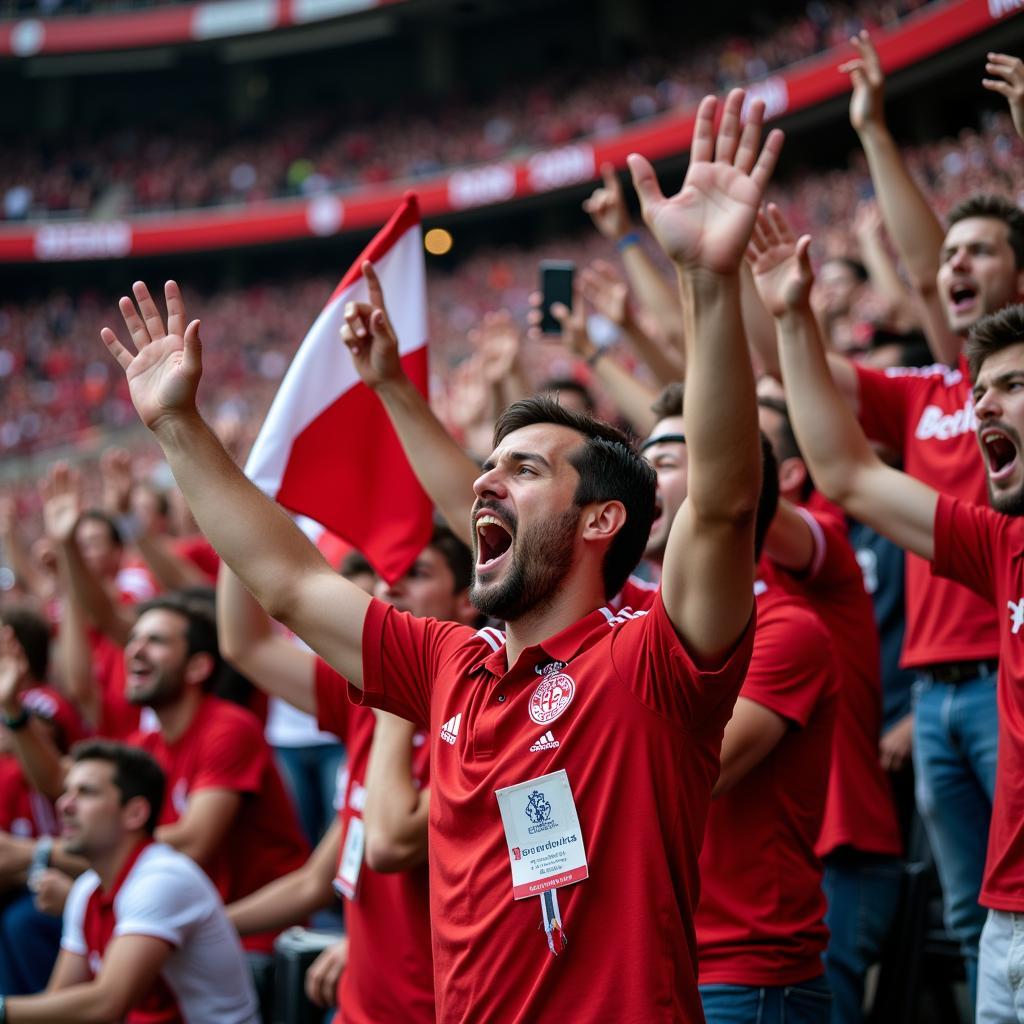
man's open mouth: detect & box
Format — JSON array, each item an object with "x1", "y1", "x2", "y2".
[
  {"x1": 949, "y1": 283, "x2": 977, "y2": 314},
  {"x1": 475, "y1": 513, "x2": 513, "y2": 570},
  {"x1": 981, "y1": 427, "x2": 1019, "y2": 482}
]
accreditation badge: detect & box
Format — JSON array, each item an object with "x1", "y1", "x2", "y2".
[
  {"x1": 332, "y1": 816, "x2": 365, "y2": 902},
  {"x1": 495, "y1": 769, "x2": 588, "y2": 954}
]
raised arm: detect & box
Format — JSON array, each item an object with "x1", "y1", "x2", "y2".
[
  {"x1": 341, "y1": 263, "x2": 479, "y2": 547},
  {"x1": 750, "y1": 211, "x2": 938, "y2": 559},
  {"x1": 362, "y1": 712, "x2": 429, "y2": 873},
  {"x1": 216, "y1": 564, "x2": 317, "y2": 716},
  {"x1": 42, "y1": 465, "x2": 134, "y2": 649},
  {"x1": 584, "y1": 163, "x2": 686, "y2": 347},
  {"x1": 630, "y1": 89, "x2": 782, "y2": 660},
  {"x1": 841, "y1": 31, "x2": 959, "y2": 363},
  {"x1": 579, "y1": 260, "x2": 684, "y2": 385},
  {"x1": 100, "y1": 281, "x2": 370, "y2": 686},
  {"x1": 228, "y1": 819, "x2": 339, "y2": 935},
  {"x1": 984, "y1": 52, "x2": 1024, "y2": 142}
]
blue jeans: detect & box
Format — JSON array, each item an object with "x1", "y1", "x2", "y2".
[
  {"x1": 822, "y1": 854, "x2": 902, "y2": 1023},
  {"x1": 701, "y1": 976, "x2": 832, "y2": 1023},
  {"x1": 0, "y1": 888, "x2": 62, "y2": 993},
  {"x1": 913, "y1": 669, "x2": 999, "y2": 1009},
  {"x1": 274, "y1": 743, "x2": 346, "y2": 847}
]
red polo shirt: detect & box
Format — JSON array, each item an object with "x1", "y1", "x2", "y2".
[
  {"x1": 696, "y1": 577, "x2": 837, "y2": 985},
  {"x1": 314, "y1": 658, "x2": 434, "y2": 1024},
  {"x1": 129, "y1": 695, "x2": 308, "y2": 953},
  {"x1": 771, "y1": 501, "x2": 902, "y2": 859},
  {"x1": 352, "y1": 592, "x2": 755, "y2": 1023},
  {"x1": 932, "y1": 495, "x2": 1024, "y2": 910},
  {"x1": 0, "y1": 755, "x2": 57, "y2": 838},
  {"x1": 855, "y1": 358, "x2": 999, "y2": 667}
]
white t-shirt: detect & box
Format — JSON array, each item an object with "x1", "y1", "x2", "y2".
[{"x1": 62, "y1": 843, "x2": 259, "y2": 1024}]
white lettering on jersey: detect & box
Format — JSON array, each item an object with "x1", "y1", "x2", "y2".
[{"x1": 914, "y1": 398, "x2": 976, "y2": 442}]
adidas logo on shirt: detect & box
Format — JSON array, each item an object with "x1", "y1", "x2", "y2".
[
  {"x1": 529, "y1": 730, "x2": 560, "y2": 752},
  {"x1": 440, "y1": 713, "x2": 462, "y2": 746}
]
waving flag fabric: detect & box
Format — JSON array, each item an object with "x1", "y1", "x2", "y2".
[{"x1": 245, "y1": 194, "x2": 432, "y2": 583}]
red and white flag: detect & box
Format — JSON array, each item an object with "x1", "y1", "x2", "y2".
[{"x1": 245, "y1": 194, "x2": 433, "y2": 584}]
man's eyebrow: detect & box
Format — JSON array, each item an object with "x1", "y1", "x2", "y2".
[
  {"x1": 508, "y1": 451, "x2": 552, "y2": 470},
  {"x1": 481, "y1": 451, "x2": 553, "y2": 472}
]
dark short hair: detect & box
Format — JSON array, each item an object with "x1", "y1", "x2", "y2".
[
  {"x1": 540, "y1": 378, "x2": 595, "y2": 415},
  {"x1": 135, "y1": 593, "x2": 222, "y2": 691},
  {"x1": 648, "y1": 383, "x2": 783, "y2": 552},
  {"x1": 71, "y1": 739, "x2": 166, "y2": 835},
  {"x1": 755, "y1": 434, "x2": 781, "y2": 562},
  {"x1": 493, "y1": 396, "x2": 656, "y2": 599},
  {"x1": 948, "y1": 194, "x2": 1024, "y2": 270},
  {"x1": 757, "y1": 397, "x2": 813, "y2": 502},
  {"x1": 0, "y1": 606, "x2": 50, "y2": 681},
  {"x1": 428, "y1": 525, "x2": 473, "y2": 594},
  {"x1": 75, "y1": 510, "x2": 123, "y2": 549},
  {"x1": 340, "y1": 550, "x2": 374, "y2": 580},
  {"x1": 965, "y1": 304, "x2": 1024, "y2": 382},
  {"x1": 650, "y1": 382, "x2": 684, "y2": 420}
]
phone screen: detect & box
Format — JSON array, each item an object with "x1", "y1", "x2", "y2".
[{"x1": 539, "y1": 261, "x2": 575, "y2": 334}]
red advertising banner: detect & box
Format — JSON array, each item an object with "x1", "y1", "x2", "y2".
[{"x1": 0, "y1": 0, "x2": 1019, "y2": 263}]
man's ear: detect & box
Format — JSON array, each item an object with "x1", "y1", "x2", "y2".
[
  {"x1": 184, "y1": 651, "x2": 215, "y2": 689},
  {"x1": 581, "y1": 501, "x2": 627, "y2": 544},
  {"x1": 777, "y1": 456, "x2": 808, "y2": 499},
  {"x1": 122, "y1": 794, "x2": 152, "y2": 834}
]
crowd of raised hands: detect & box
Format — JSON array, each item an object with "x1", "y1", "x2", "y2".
[{"x1": 2, "y1": 35, "x2": 1023, "y2": 471}]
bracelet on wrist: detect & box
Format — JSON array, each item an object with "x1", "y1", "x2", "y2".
[
  {"x1": 585, "y1": 347, "x2": 607, "y2": 368},
  {"x1": 616, "y1": 231, "x2": 641, "y2": 252},
  {"x1": 1, "y1": 706, "x2": 29, "y2": 732}
]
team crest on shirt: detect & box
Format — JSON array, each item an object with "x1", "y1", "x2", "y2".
[{"x1": 529, "y1": 670, "x2": 575, "y2": 725}]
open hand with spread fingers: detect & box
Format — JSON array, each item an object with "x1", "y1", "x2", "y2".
[
  {"x1": 747, "y1": 203, "x2": 814, "y2": 316},
  {"x1": 583, "y1": 163, "x2": 632, "y2": 242},
  {"x1": 840, "y1": 30, "x2": 886, "y2": 134},
  {"x1": 100, "y1": 281, "x2": 202, "y2": 433},
  {"x1": 984, "y1": 53, "x2": 1024, "y2": 141},
  {"x1": 627, "y1": 89, "x2": 784, "y2": 274},
  {"x1": 39, "y1": 462, "x2": 83, "y2": 546},
  {"x1": 341, "y1": 262, "x2": 404, "y2": 390}
]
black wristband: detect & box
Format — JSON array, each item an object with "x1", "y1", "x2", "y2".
[
  {"x1": 2, "y1": 706, "x2": 30, "y2": 732},
  {"x1": 586, "y1": 347, "x2": 607, "y2": 368}
]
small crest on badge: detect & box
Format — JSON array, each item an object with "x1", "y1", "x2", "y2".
[{"x1": 529, "y1": 671, "x2": 575, "y2": 725}]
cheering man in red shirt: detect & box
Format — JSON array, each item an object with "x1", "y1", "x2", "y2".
[
  {"x1": 99, "y1": 87, "x2": 782, "y2": 1023},
  {"x1": 759, "y1": 207, "x2": 1024, "y2": 1022}
]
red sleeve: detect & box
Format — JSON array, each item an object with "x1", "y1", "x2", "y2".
[
  {"x1": 931, "y1": 495, "x2": 1000, "y2": 604},
  {"x1": 791, "y1": 507, "x2": 862, "y2": 593},
  {"x1": 855, "y1": 363, "x2": 913, "y2": 453},
  {"x1": 191, "y1": 710, "x2": 265, "y2": 796},
  {"x1": 172, "y1": 536, "x2": 220, "y2": 582},
  {"x1": 314, "y1": 657, "x2": 351, "y2": 741},
  {"x1": 22, "y1": 687, "x2": 87, "y2": 752},
  {"x1": 355, "y1": 597, "x2": 475, "y2": 729},
  {"x1": 608, "y1": 594, "x2": 756, "y2": 733},
  {"x1": 743, "y1": 600, "x2": 836, "y2": 728}
]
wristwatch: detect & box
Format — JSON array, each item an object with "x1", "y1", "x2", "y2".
[
  {"x1": 29, "y1": 836, "x2": 53, "y2": 882},
  {"x1": 1, "y1": 706, "x2": 29, "y2": 732}
]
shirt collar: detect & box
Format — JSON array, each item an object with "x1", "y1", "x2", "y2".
[
  {"x1": 98, "y1": 837, "x2": 153, "y2": 905},
  {"x1": 471, "y1": 606, "x2": 619, "y2": 679}
]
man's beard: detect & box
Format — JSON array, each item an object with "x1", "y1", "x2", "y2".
[
  {"x1": 470, "y1": 506, "x2": 580, "y2": 622},
  {"x1": 126, "y1": 667, "x2": 185, "y2": 709},
  {"x1": 989, "y1": 479, "x2": 1024, "y2": 517}
]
